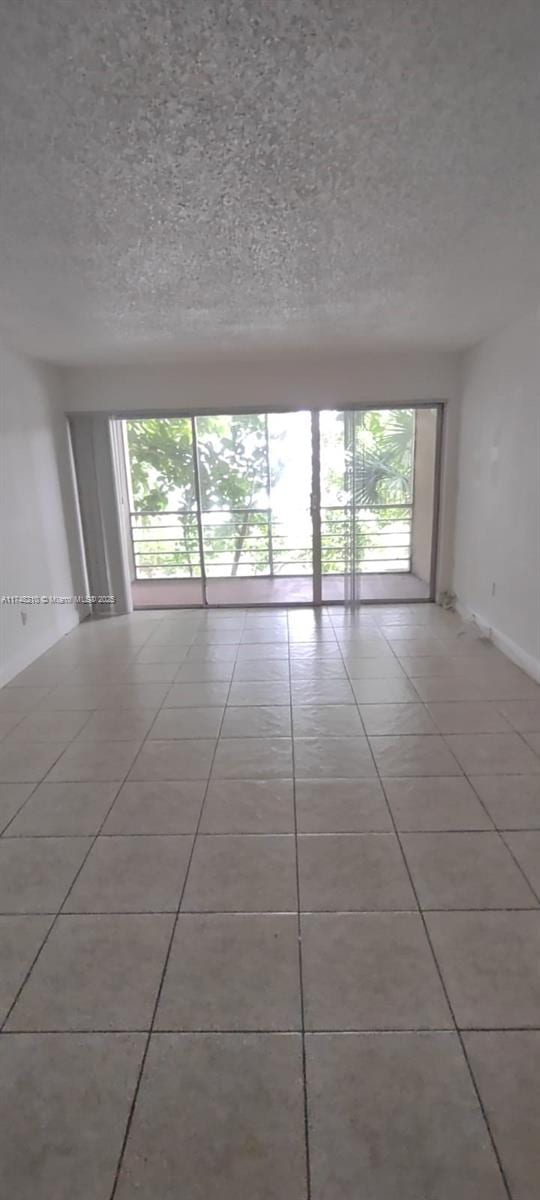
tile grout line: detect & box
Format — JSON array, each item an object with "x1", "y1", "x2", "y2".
[
  {"x1": 0, "y1": 609, "x2": 173, "y2": 1031},
  {"x1": 108, "y1": 609, "x2": 247, "y2": 1200},
  {"x1": 2, "y1": 904, "x2": 539, "y2": 917},
  {"x1": 497, "y1": 829, "x2": 540, "y2": 906},
  {"x1": 287, "y1": 611, "x2": 312, "y2": 1200},
  {"x1": 0, "y1": 709, "x2": 29, "y2": 745},
  {"x1": 0, "y1": 777, "x2": 48, "y2": 836},
  {"x1": 6, "y1": 1024, "x2": 540, "y2": 1036},
  {"x1": 0, "y1": 613, "x2": 189, "y2": 1035},
  {"x1": 9, "y1": 765, "x2": 540, "y2": 782},
  {"x1": 126, "y1": 626, "x2": 199, "y2": 765},
  {"x1": 437, "y1": 737, "x2": 540, "y2": 907},
  {"x1": 6, "y1": 612, "x2": 164, "y2": 690},
  {"x1": 0, "y1": 615, "x2": 167, "y2": 835},
  {"x1": 7, "y1": 827, "x2": 537, "y2": 838},
  {"x1": 0, "y1": 776, "x2": 127, "y2": 1032},
  {"x1": 1, "y1": 607, "x2": 539, "y2": 1194},
  {"x1": 0, "y1": 722, "x2": 100, "y2": 836},
  {"x1": 458, "y1": 769, "x2": 540, "y2": 903},
  {"x1": 330, "y1": 608, "x2": 515, "y2": 1200}
]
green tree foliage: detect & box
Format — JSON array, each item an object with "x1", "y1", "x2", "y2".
[
  {"x1": 126, "y1": 410, "x2": 415, "y2": 581},
  {"x1": 349, "y1": 409, "x2": 415, "y2": 570},
  {"x1": 320, "y1": 409, "x2": 415, "y2": 574},
  {"x1": 126, "y1": 418, "x2": 196, "y2": 512},
  {"x1": 126, "y1": 415, "x2": 281, "y2": 579},
  {"x1": 127, "y1": 418, "x2": 198, "y2": 577},
  {"x1": 352, "y1": 408, "x2": 414, "y2": 507}
]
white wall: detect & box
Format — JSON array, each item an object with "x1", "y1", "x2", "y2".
[
  {"x1": 0, "y1": 346, "x2": 85, "y2": 684},
  {"x1": 63, "y1": 346, "x2": 459, "y2": 415},
  {"x1": 63, "y1": 345, "x2": 461, "y2": 596},
  {"x1": 453, "y1": 309, "x2": 540, "y2": 676}
]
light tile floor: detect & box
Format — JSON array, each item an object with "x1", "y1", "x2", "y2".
[{"x1": 0, "y1": 603, "x2": 539, "y2": 1199}]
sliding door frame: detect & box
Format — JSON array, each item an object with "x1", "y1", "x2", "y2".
[
  {"x1": 429, "y1": 400, "x2": 445, "y2": 603},
  {"x1": 311, "y1": 411, "x2": 322, "y2": 606},
  {"x1": 190, "y1": 416, "x2": 208, "y2": 606},
  {"x1": 117, "y1": 401, "x2": 445, "y2": 609}
]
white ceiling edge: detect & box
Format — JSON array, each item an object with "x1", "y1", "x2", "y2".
[
  {"x1": 0, "y1": 322, "x2": 473, "y2": 371},
  {"x1": 60, "y1": 343, "x2": 463, "y2": 418}
]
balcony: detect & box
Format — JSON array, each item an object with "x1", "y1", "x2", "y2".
[
  {"x1": 122, "y1": 406, "x2": 438, "y2": 607},
  {"x1": 129, "y1": 502, "x2": 430, "y2": 606}
]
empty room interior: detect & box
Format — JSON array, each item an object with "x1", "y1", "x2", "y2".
[{"x1": 1, "y1": 3, "x2": 540, "y2": 1198}]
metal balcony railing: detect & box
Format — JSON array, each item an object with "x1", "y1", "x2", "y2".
[{"x1": 129, "y1": 504, "x2": 413, "y2": 580}]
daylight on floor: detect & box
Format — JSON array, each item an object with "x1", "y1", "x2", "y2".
[{"x1": 1, "y1": 3, "x2": 539, "y2": 1199}]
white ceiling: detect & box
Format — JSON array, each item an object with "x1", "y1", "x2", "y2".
[{"x1": 1, "y1": 0, "x2": 539, "y2": 364}]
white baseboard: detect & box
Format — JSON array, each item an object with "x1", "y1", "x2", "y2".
[
  {"x1": 0, "y1": 608, "x2": 82, "y2": 687},
  {"x1": 456, "y1": 601, "x2": 540, "y2": 683}
]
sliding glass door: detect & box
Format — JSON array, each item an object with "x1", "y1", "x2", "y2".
[
  {"x1": 122, "y1": 405, "x2": 440, "y2": 608},
  {"x1": 319, "y1": 406, "x2": 439, "y2": 603},
  {"x1": 124, "y1": 417, "x2": 205, "y2": 607},
  {"x1": 123, "y1": 411, "x2": 314, "y2": 607},
  {"x1": 196, "y1": 411, "x2": 313, "y2": 605}
]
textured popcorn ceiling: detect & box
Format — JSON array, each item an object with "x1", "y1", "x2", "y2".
[{"x1": 0, "y1": 0, "x2": 539, "y2": 363}]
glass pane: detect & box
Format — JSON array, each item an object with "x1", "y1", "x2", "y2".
[
  {"x1": 196, "y1": 414, "x2": 270, "y2": 580},
  {"x1": 352, "y1": 408, "x2": 415, "y2": 599},
  {"x1": 266, "y1": 411, "x2": 313, "y2": 598},
  {"x1": 320, "y1": 410, "x2": 350, "y2": 602},
  {"x1": 122, "y1": 417, "x2": 204, "y2": 607},
  {"x1": 320, "y1": 407, "x2": 438, "y2": 603},
  {"x1": 197, "y1": 412, "x2": 313, "y2": 605}
]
